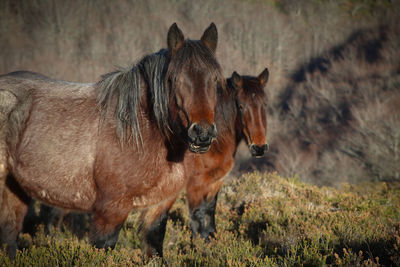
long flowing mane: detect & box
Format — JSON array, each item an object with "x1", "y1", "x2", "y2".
[
  {"x1": 96, "y1": 40, "x2": 225, "y2": 145},
  {"x1": 96, "y1": 49, "x2": 168, "y2": 145}
]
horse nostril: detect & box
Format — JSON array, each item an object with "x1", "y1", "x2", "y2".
[
  {"x1": 188, "y1": 123, "x2": 217, "y2": 143},
  {"x1": 192, "y1": 124, "x2": 202, "y2": 135},
  {"x1": 209, "y1": 123, "x2": 217, "y2": 139},
  {"x1": 188, "y1": 123, "x2": 201, "y2": 141}
]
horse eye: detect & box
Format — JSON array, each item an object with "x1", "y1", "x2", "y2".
[{"x1": 239, "y1": 104, "x2": 243, "y2": 110}]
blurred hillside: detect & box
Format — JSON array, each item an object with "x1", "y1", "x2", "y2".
[
  {"x1": 1, "y1": 0, "x2": 399, "y2": 185},
  {"x1": 266, "y1": 23, "x2": 400, "y2": 186}
]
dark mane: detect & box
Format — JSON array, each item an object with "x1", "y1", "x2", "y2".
[{"x1": 96, "y1": 40, "x2": 225, "y2": 145}]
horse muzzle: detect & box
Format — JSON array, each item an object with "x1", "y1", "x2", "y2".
[
  {"x1": 187, "y1": 123, "x2": 217, "y2": 154},
  {"x1": 249, "y1": 144, "x2": 269, "y2": 158}
]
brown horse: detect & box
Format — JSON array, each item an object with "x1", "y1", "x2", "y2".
[
  {"x1": 140, "y1": 69, "x2": 269, "y2": 256},
  {"x1": 0, "y1": 23, "x2": 225, "y2": 257}
]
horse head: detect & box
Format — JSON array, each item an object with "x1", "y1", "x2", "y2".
[
  {"x1": 231, "y1": 68, "x2": 269, "y2": 157},
  {"x1": 166, "y1": 23, "x2": 224, "y2": 154}
]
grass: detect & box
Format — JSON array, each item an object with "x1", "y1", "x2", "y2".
[{"x1": 1, "y1": 171, "x2": 399, "y2": 266}]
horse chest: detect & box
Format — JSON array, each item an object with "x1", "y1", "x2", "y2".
[
  {"x1": 188, "y1": 143, "x2": 234, "y2": 181},
  {"x1": 131, "y1": 161, "x2": 186, "y2": 209}
]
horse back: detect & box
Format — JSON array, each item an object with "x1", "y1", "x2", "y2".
[{"x1": 2, "y1": 71, "x2": 50, "y2": 80}]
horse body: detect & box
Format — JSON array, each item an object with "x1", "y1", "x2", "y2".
[
  {"x1": 0, "y1": 23, "x2": 224, "y2": 257},
  {"x1": 3, "y1": 71, "x2": 189, "y2": 250},
  {"x1": 6, "y1": 75, "x2": 98, "y2": 210}
]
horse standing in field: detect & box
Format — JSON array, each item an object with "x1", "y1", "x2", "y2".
[
  {"x1": 140, "y1": 69, "x2": 269, "y2": 256},
  {"x1": 0, "y1": 23, "x2": 225, "y2": 258}
]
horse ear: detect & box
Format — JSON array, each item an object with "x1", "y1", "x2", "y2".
[
  {"x1": 201, "y1": 23, "x2": 218, "y2": 53},
  {"x1": 231, "y1": 71, "x2": 243, "y2": 90},
  {"x1": 258, "y1": 68, "x2": 269, "y2": 87},
  {"x1": 168, "y1": 23, "x2": 185, "y2": 57}
]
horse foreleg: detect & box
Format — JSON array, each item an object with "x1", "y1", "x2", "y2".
[
  {"x1": 140, "y1": 197, "x2": 176, "y2": 258},
  {"x1": 0, "y1": 175, "x2": 31, "y2": 258},
  {"x1": 90, "y1": 207, "x2": 130, "y2": 250},
  {"x1": 187, "y1": 179, "x2": 224, "y2": 240},
  {"x1": 90, "y1": 196, "x2": 136, "y2": 250},
  {"x1": 188, "y1": 194, "x2": 218, "y2": 240}
]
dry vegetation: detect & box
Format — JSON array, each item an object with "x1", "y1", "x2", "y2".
[{"x1": 1, "y1": 172, "x2": 399, "y2": 266}]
